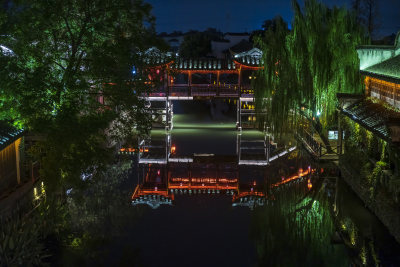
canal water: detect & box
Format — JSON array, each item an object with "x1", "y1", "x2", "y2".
[{"x1": 58, "y1": 101, "x2": 400, "y2": 266}]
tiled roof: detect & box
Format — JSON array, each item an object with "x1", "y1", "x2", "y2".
[
  {"x1": 142, "y1": 55, "x2": 171, "y2": 67},
  {"x1": 361, "y1": 55, "x2": 400, "y2": 83},
  {"x1": 234, "y1": 55, "x2": 264, "y2": 67},
  {"x1": 142, "y1": 56, "x2": 263, "y2": 70},
  {"x1": 340, "y1": 98, "x2": 400, "y2": 141},
  {"x1": 0, "y1": 121, "x2": 23, "y2": 150},
  {"x1": 170, "y1": 58, "x2": 237, "y2": 70},
  {"x1": 230, "y1": 40, "x2": 253, "y2": 54}
]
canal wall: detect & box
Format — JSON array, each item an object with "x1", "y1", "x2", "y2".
[{"x1": 339, "y1": 161, "x2": 400, "y2": 244}]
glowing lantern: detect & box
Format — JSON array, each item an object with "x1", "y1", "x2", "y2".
[
  {"x1": 171, "y1": 145, "x2": 176, "y2": 154},
  {"x1": 307, "y1": 179, "x2": 312, "y2": 190}
]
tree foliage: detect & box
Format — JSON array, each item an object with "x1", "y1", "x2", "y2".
[
  {"x1": 255, "y1": 0, "x2": 366, "y2": 136},
  {"x1": 180, "y1": 32, "x2": 212, "y2": 58},
  {"x1": 0, "y1": 0, "x2": 161, "y2": 189}
]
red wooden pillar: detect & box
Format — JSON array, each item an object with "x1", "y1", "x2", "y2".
[
  {"x1": 217, "y1": 71, "x2": 220, "y2": 96},
  {"x1": 167, "y1": 72, "x2": 171, "y2": 96},
  {"x1": 188, "y1": 71, "x2": 192, "y2": 96},
  {"x1": 165, "y1": 69, "x2": 169, "y2": 96},
  {"x1": 238, "y1": 69, "x2": 241, "y2": 97}
]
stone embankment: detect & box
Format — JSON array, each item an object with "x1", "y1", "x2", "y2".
[{"x1": 339, "y1": 161, "x2": 400, "y2": 244}]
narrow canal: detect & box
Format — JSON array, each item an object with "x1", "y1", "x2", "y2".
[{"x1": 57, "y1": 100, "x2": 400, "y2": 266}]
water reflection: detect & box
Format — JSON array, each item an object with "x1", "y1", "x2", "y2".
[
  {"x1": 127, "y1": 125, "x2": 400, "y2": 266},
  {"x1": 133, "y1": 157, "x2": 268, "y2": 210},
  {"x1": 132, "y1": 130, "x2": 302, "y2": 211}
]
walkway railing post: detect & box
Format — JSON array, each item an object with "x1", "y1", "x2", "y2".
[{"x1": 237, "y1": 98, "x2": 242, "y2": 131}]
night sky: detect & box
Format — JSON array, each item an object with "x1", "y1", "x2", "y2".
[{"x1": 147, "y1": 0, "x2": 400, "y2": 37}]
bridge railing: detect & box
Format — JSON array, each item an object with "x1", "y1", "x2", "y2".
[
  {"x1": 296, "y1": 128, "x2": 339, "y2": 158},
  {"x1": 240, "y1": 85, "x2": 254, "y2": 98},
  {"x1": 219, "y1": 86, "x2": 239, "y2": 97},
  {"x1": 191, "y1": 85, "x2": 218, "y2": 96},
  {"x1": 296, "y1": 129, "x2": 322, "y2": 157},
  {"x1": 169, "y1": 85, "x2": 190, "y2": 96},
  {"x1": 145, "y1": 87, "x2": 167, "y2": 97},
  {"x1": 142, "y1": 84, "x2": 254, "y2": 98}
]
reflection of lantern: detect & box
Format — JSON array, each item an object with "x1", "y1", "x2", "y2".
[
  {"x1": 307, "y1": 179, "x2": 312, "y2": 190},
  {"x1": 171, "y1": 145, "x2": 176, "y2": 154}
]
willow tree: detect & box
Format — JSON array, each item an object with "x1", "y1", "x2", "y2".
[
  {"x1": 0, "y1": 0, "x2": 162, "y2": 190},
  {"x1": 250, "y1": 178, "x2": 349, "y2": 266},
  {"x1": 254, "y1": 16, "x2": 299, "y2": 134},
  {"x1": 255, "y1": 0, "x2": 365, "y2": 141}
]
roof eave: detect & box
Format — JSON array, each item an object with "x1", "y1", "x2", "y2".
[{"x1": 360, "y1": 70, "x2": 400, "y2": 84}]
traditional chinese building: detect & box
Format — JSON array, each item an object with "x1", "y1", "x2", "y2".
[
  {"x1": 336, "y1": 31, "x2": 400, "y2": 242},
  {"x1": 141, "y1": 46, "x2": 264, "y2": 130},
  {"x1": 358, "y1": 33, "x2": 400, "y2": 109},
  {"x1": 0, "y1": 122, "x2": 24, "y2": 196},
  {"x1": 338, "y1": 32, "x2": 400, "y2": 149}
]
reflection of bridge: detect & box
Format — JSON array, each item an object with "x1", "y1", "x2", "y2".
[
  {"x1": 142, "y1": 57, "x2": 264, "y2": 130},
  {"x1": 131, "y1": 133, "x2": 297, "y2": 166},
  {"x1": 128, "y1": 132, "x2": 311, "y2": 210},
  {"x1": 131, "y1": 157, "x2": 268, "y2": 210},
  {"x1": 131, "y1": 156, "x2": 313, "y2": 210}
]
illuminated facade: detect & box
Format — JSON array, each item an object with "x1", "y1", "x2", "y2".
[
  {"x1": 338, "y1": 32, "x2": 400, "y2": 147},
  {"x1": 336, "y1": 31, "x2": 400, "y2": 213},
  {"x1": 0, "y1": 123, "x2": 24, "y2": 196},
  {"x1": 357, "y1": 32, "x2": 400, "y2": 108},
  {"x1": 141, "y1": 48, "x2": 264, "y2": 130}
]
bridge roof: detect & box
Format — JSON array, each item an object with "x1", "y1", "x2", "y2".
[
  {"x1": 170, "y1": 58, "x2": 237, "y2": 71},
  {"x1": 143, "y1": 56, "x2": 263, "y2": 71}
]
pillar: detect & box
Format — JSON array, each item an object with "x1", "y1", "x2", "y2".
[
  {"x1": 338, "y1": 112, "x2": 343, "y2": 155},
  {"x1": 237, "y1": 99, "x2": 242, "y2": 131},
  {"x1": 265, "y1": 134, "x2": 270, "y2": 163},
  {"x1": 188, "y1": 71, "x2": 192, "y2": 97},
  {"x1": 238, "y1": 69, "x2": 241, "y2": 97},
  {"x1": 166, "y1": 72, "x2": 170, "y2": 96},
  {"x1": 216, "y1": 71, "x2": 220, "y2": 96},
  {"x1": 15, "y1": 138, "x2": 21, "y2": 185},
  {"x1": 166, "y1": 133, "x2": 169, "y2": 162},
  {"x1": 236, "y1": 133, "x2": 241, "y2": 158}
]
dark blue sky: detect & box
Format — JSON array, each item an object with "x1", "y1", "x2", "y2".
[{"x1": 147, "y1": 0, "x2": 400, "y2": 37}]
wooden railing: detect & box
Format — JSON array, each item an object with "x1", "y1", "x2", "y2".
[
  {"x1": 296, "y1": 128, "x2": 339, "y2": 158},
  {"x1": 143, "y1": 84, "x2": 254, "y2": 98}
]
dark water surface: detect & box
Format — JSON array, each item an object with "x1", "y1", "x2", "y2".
[{"x1": 59, "y1": 101, "x2": 400, "y2": 266}]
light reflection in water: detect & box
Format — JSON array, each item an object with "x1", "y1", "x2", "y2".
[{"x1": 126, "y1": 123, "x2": 400, "y2": 266}]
